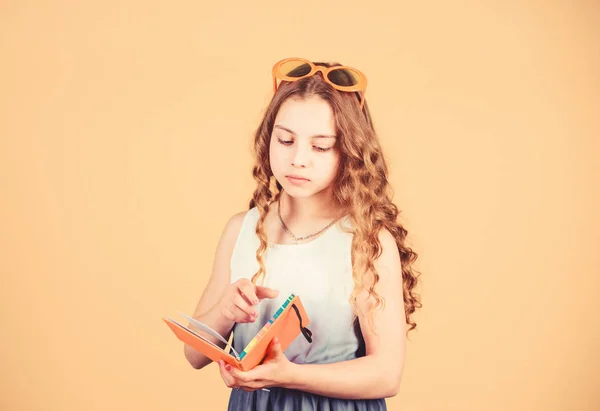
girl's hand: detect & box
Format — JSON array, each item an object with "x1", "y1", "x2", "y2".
[
  {"x1": 218, "y1": 337, "x2": 293, "y2": 391},
  {"x1": 218, "y1": 278, "x2": 279, "y2": 323}
]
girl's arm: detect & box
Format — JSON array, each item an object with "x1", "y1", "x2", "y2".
[
  {"x1": 284, "y1": 355, "x2": 401, "y2": 399},
  {"x1": 183, "y1": 212, "x2": 246, "y2": 369},
  {"x1": 283, "y1": 228, "x2": 407, "y2": 398}
]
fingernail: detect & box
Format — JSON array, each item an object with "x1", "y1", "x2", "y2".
[
  {"x1": 226, "y1": 364, "x2": 232, "y2": 371},
  {"x1": 253, "y1": 299, "x2": 259, "y2": 305}
]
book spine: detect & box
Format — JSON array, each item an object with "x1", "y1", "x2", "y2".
[{"x1": 239, "y1": 294, "x2": 295, "y2": 360}]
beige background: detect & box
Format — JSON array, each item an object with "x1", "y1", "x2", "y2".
[{"x1": 1, "y1": 1, "x2": 599, "y2": 410}]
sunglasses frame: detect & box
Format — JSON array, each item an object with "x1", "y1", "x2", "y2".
[{"x1": 272, "y1": 57, "x2": 367, "y2": 109}]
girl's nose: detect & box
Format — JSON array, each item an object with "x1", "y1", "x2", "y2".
[{"x1": 291, "y1": 145, "x2": 310, "y2": 168}]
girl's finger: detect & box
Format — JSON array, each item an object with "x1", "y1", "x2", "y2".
[
  {"x1": 232, "y1": 293, "x2": 258, "y2": 319},
  {"x1": 236, "y1": 279, "x2": 259, "y2": 306},
  {"x1": 222, "y1": 362, "x2": 264, "y2": 391},
  {"x1": 255, "y1": 286, "x2": 279, "y2": 300},
  {"x1": 220, "y1": 306, "x2": 236, "y2": 322},
  {"x1": 229, "y1": 305, "x2": 254, "y2": 323},
  {"x1": 218, "y1": 360, "x2": 237, "y2": 388},
  {"x1": 222, "y1": 304, "x2": 253, "y2": 323},
  {"x1": 229, "y1": 363, "x2": 262, "y2": 383},
  {"x1": 227, "y1": 365, "x2": 252, "y2": 383}
]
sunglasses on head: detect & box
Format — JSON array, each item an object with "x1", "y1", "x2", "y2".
[{"x1": 272, "y1": 57, "x2": 368, "y2": 109}]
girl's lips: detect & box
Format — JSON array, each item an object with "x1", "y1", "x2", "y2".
[
  {"x1": 287, "y1": 175, "x2": 309, "y2": 180},
  {"x1": 286, "y1": 175, "x2": 310, "y2": 185}
]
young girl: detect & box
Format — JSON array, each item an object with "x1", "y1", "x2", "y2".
[{"x1": 183, "y1": 57, "x2": 421, "y2": 410}]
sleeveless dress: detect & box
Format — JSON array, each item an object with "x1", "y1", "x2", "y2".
[{"x1": 227, "y1": 207, "x2": 387, "y2": 411}]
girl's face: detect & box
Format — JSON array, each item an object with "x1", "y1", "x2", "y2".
[{"x1": 269, "y1": 96, "x2": 341, "y2": 199}]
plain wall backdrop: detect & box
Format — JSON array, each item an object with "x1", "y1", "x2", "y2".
[{"x1": 1, "y1": 1, "x2": 598, "y2": 410}]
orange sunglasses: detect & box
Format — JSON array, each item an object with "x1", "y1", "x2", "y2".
[{"x1": 272, "y1": 57, "x2": 368, "y2": 109}]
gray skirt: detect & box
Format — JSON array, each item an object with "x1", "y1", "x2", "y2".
[{"x1": 227, "y1": 386, "x2": 387, "y2": 411}]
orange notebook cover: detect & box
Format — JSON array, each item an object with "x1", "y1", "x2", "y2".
[{"x1": 163, "y1": 293, "x2": 311, "y2": 371}]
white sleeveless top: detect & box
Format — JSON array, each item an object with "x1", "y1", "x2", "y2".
[{"x1": 229, "y1": 207, "x2": 364, "y2": 365}]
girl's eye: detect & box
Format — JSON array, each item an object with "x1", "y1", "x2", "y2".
[
  {"x1": 277, "y1": 137, "x2": 331, "y2": 152},
  {"x1": 314, "y1": 146, "x2": 332, "y2": 152}
]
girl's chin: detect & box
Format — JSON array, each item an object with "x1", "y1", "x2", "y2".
[
  {"x1": 281, "y1": 186, "x2": 312, "y2": 197},
  {"x1": 279, "y1": 184, "x2": 332, "y2": 200}
]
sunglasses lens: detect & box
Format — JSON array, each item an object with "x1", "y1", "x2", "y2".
[
  {"x1": 327, "y1": 67, "x2": 362, "y2": 87},
  {"x1": 279, "y1": 60, "x2": 312, "y2": 78}
]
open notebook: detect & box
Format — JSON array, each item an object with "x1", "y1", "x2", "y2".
[{"x1": 163, "y1": 293, "x2": 312, "y2": 371}]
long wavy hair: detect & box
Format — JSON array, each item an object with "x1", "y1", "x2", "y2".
[{"x1": 248, "y1": 61, "x2": 422, "y2": 334}]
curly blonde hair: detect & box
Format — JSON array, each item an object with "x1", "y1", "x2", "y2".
[{"x1": 247, "y1": 61, "x2": 422, "y2": 333}]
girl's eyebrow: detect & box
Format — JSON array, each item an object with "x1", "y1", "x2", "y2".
[{"x1": 274, "y1": 124, "x2": 337, "y2": 139}]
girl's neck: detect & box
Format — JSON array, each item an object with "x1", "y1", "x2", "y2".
[{"x1": 278, "y1": 189, "x2": 342, "y2": 222}]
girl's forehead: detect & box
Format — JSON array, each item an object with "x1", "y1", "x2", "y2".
[{"x1": 274, "y1": 97, "x2": 336, "y2": 137}]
